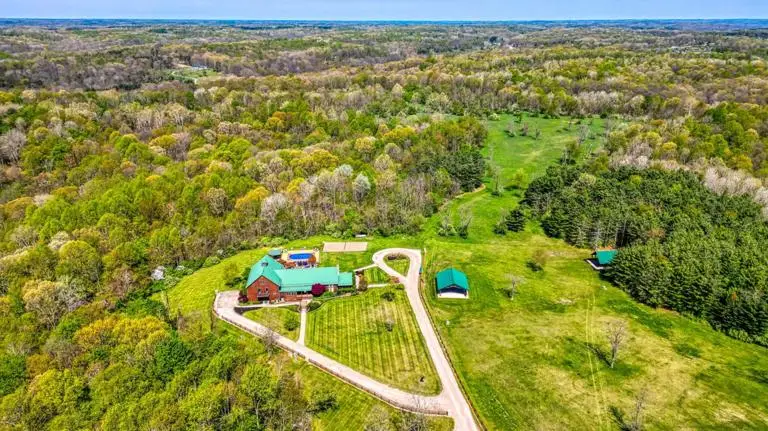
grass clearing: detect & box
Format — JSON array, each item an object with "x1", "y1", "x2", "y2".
[
  {"x1": 243, "y1": 306, "x2": 300, "y2": 341},
  {"x1": 306, "y1": 288, "x2": 441, "y2": 395},
  {"x1": 418, "y1": 114, "x2": 768, "y2": 430}
]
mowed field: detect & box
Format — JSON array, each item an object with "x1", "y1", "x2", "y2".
[
  {"x1": 420, "y1": 114, "x2": 768, "y2": 430},
  {"x1": 306, "y1": 287, "x2": 441, "y2": 395}
]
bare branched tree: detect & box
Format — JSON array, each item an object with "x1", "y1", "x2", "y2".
[
  {"x1": 263, "y1": 329, "x2": 279, "y2": 355},
  {"x1": 606, "y1": 319, "x2": 628, "y2": 368},
  {"x1": 506, "y1": 275, "x2": 525, "y2": 299},
  {"x1": 628, "y1": 387, "x2": 649, "y2": 431},
  {"x1": 364, "y1": 405, "x2": 391, "y2": 431}
]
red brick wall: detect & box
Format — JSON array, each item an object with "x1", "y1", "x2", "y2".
[
  {"x1": 246, "y1": 276, "x2": 280, "y2": 302},
  {"x1": 282, "y1": 293, "x2": 313, "y2": 302}
]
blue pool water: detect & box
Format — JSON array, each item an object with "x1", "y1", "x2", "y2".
[{"x1": 290, "y1": 253, "x2": 313, "y2": 260}]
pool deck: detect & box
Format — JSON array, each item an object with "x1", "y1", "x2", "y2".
[{"x1": 282, "y1": 249, "x2": 320, "y2": 264}]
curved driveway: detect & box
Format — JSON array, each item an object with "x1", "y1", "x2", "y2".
[
  {"x1": 373, "y1": 248, "x2": 479, "y2": 431},
  {"x1": 214, "y1": 248, "x2": 479, "y2": 430}
]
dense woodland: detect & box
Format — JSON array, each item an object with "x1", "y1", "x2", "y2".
[{"x1": 1, "y1": 21, "x2": 768, "y2": 429}]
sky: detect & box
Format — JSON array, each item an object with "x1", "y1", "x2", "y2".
[{"x1": 2, "y1": 0, "x2": 768, "y2": 21}]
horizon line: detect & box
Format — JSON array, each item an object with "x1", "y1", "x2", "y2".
[{"x1": 2, "y1": 17, "x2": 768, "y2": 22}]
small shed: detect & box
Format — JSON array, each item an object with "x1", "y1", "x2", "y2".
[
  {"x1": 268, "y1": 248, "x2": 283, "y2": 259},
  {"x1": 435, "y1": 268, "x2": 469, "y2": 299},
  {"x1": 588, "y1": 249, "x2": 618, "y2": 270}
]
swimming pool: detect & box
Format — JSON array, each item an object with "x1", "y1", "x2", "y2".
[{"x1": 289, "y1": 253, "x2": 313, "y2": 260}]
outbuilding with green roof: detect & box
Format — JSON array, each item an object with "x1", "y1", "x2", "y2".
[
  {"x1": 588, "y1": 248, "x2": 618, "y2": 270},
  {"x1": 435, "y1": 268, "x2": 469, "y2": 298}
]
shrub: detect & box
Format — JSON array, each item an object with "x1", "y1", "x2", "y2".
[
  {"x1": 310, "y1": 388, "x2": 338, "y2": 412},
  {"x1": 284, "y1": 313, "x2": 299, "y2": 332},
  {"x1": 381, "y1": 290, "x2": 395, "y2": 302},
  {"x1": 528, "y1": 250, "x2": 548, "y2": 272},
  {"x1": 203, "y1": 256, "x2": 220, "y2": 267},
  {"x1": 311, "y1": 283, "x2": 326, "y2": 296},
  {"x1": 384, "y1": 319, "x2": 395, "y2": 332},
  {"x1": 493, "y1": 217, "x2": 507, "y2": 235}
]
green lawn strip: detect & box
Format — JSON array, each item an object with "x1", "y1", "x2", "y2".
[
  {"x1": 363, "y1": 266, "x2": 392, "y2": 283},
  {"x1": 395, "y1": 294, "x2": 419, "y2": 373},
  {"x1": 242, "y1": 307, "x2": 300, "y2": 341},
  {"x1": 306, "y1": 289, "x2": 440, "y2": 395},
  {"x1": 352, "y1": 294, "x2": 363, "y2": 374}
]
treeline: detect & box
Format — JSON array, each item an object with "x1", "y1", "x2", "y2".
[{"x1": 525, "y1": 165, "x2": 768, "y2": 345}]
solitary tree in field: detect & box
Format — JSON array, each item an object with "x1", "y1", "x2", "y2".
[
  {"x1": 629, "y1": 387, "x2": 649, "y2": 431},
  {"x1": 506, "y1": 275, "x2": 525, "y2": 299},
  {"x1": 606, "y1": 320, "x2": 627, "y2": 368},
  {"x1": 494, "y1": 215, "x2": 507, "y2": 235},
  {"x1": 505, "y1": 121, "x2": 515, "y2": 136},
  {"x1": 490, "y1": 164, "x2": 503, "y2": 196},
  {"x1": 263, "y1": 330, "x2": 279, "y2": 355},
  {"x1": 364, "y1": 406, "x2": 391, "y2": 431},
  {"x1": 505, "y1": 207, "x2": 526, "y2": 232},
  {"x1": 457, "y1": 213, "x2": 473, "y2": 239}
]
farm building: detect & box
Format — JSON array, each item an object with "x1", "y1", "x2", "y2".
[
  {"x1": 587, "y1": 248, "x2": 618, "y2": 270},
  {"x1": 244, "y1": 255, "x2": 353, "y2": 302},
  {"x1": 435, "y1": 268, "x2": 470, "y2": 299}
]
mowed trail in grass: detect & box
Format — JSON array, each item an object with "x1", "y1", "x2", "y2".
[
  {"x1": 243, "y1": 307, "x2": 300, "y2": 341},
  {"x1": 420, "y1": 114, "x2": 768, "y2": 430},
  {"x1": 306, "y1": 287, "x2": 441, "y2": 395}
]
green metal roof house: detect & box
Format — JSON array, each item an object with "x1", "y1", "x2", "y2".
[
  {"x1": 435, "y1": 268, "x2": 469, "y2": 298},
  {"x1": 246, "y1": 255, "x2": 354, "y2": 294}
]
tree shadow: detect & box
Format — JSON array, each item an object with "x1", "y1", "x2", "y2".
[
  {"x1": 609, "y1": 405, "x2": 632, "y2": 431},
  {"x1": 586, "y1": 341, "x2": 610, "y2": 367}
]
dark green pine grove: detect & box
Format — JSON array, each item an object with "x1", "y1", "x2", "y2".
[{"x1": 525, "y1": 166, "x2": 768, "y2": 344}]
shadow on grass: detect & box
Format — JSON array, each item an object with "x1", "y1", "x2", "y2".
[
  {"x1": 609, "y1": 405, "x2": 635, "y2": 431},
  {"x1": 586, "y1": 342, "x2": 611, "y2": 367}
]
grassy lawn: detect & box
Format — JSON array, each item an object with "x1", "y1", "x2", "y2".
[
  {"x1": 418, "y1": 114, "x2": 768, "y2": 430},
  {"x1": 362, "y1": 266, "x2": 395, "y2": 284},
  {"x1": 306, "y1": 288, "x2": 441, "y2": 395},
  {"x1": 385, "y1": 256, "x2": 411, "y2": 276},
  {"x1": 158, "y1": 248, "x2": 268, "y2": 328},
  {"x1": 243, "y1": 307, "x2": 300, "y2": 341},
  {"x1": 301, "y1": 359, "x2": 453, "y2": 431}
]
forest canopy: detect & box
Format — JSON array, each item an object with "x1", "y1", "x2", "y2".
[{"x1": 2, "y1": 20, "x2": 768, "y2": 429}]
